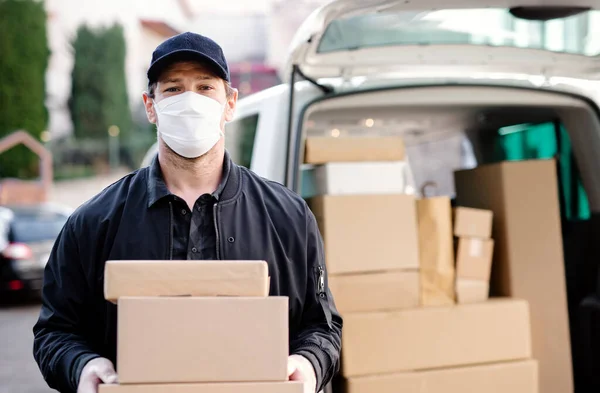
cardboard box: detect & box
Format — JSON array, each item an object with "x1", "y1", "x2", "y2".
[
  {"x1": 300, "y1": 161, "x2": 411, "y2": 199},
  {"x1": 341, "y1": 298, "x2": 531, "y2": 377},
  {"x1": 104, "y1": 260, "x2": 269, "y2": 303},
  {"x1": 454, "y1": 160, "x2": 573, "y2": 393},
  {"x1": 328, "y1": 271, "x2": 419, "y2": 313},
  {"x1": 417, "y1": 197, "x2": 455, "y2": 306},
  {"x1": 455, "y1": 237, "x2": 494, "y2": 281},
  {"x1": 117, "y1": 297, "x2": 288, "y2": 384},
  {"x1": 456, "y1": 279, "x2": 489, "y2": 304},
  {"x1": 99, "y1": 382, "x2": 304, "y2": 393},
  {"x1": 304, "y1": 136, "x2": 405, "y2": 164},
  {"x1": 453, "y1": 207, "x2": 493, "y2": 238},
  {"x1": 309, "y1": 195, "x2": 419, "y2": 274},
  {"x1": 345, "y1": 360, "x2": 538, "y2": 393}
]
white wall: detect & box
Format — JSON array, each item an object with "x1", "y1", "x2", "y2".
[{"x1": 45, "y1": 0, "x2": 189, "y2": 137}]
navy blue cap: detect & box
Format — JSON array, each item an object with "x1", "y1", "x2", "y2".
[{"x1": 147, "y1": 32, "x2": 230, "y2": 84}]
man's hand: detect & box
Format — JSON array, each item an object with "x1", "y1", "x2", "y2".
[
  {"x1": 288, "y1": 354, "x2": 317, "y2": 393},
  {"x1": 77, "y1": 358, "x2": 118, "y2": 393}
]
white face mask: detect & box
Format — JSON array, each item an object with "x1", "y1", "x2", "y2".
[{"x1": 153, "y1": 91, "x2": 225, "y2": 159}]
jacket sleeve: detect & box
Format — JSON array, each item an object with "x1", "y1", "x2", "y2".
[
  {"x1": 33, "y1": 218, "x2": 100, "y2": 393},
  {"x1": 290, "y1": 204, "x2": 343, "y2": 393}
]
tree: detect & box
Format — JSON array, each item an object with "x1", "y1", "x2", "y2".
[
  {"x1": 0, "y1": 0, "x2": 49, "y2": 179},
  {"x1": 69, "y1": 23, "x2": 131, "y2": 142}
]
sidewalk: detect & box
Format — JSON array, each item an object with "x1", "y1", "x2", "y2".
[{"x1": 49, "y1": 170, "x2": 130, "y2": 209}]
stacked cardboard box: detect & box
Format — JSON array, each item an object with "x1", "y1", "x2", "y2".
[
  {"x1": 100, "y1": 260, "x2": 302, "y2": 393},
  {"x1": 305, "y1": 136, "x2": 420, "y2": 313},
  {"x1": 453, "y1": 207, "x2": 495, "y2": 304},
  {"x1": 303, "y1": 136, "x2": 539, "y2": 393},
  {"x1": 454, "y1": 159, "x2": 573, "y2": 393}
]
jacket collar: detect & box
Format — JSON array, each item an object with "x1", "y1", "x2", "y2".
[{"x1": 146, "y1": 150, "x2": 238, "y2": 208}]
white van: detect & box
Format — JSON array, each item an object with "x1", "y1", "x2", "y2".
[{"x1": 142, "y1": 1, "x2": 600, "y2": 391}]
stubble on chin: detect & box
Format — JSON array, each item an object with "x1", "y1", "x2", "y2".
[{"x1": 158, "y1": 134, "x2": 224, "y2": 172}]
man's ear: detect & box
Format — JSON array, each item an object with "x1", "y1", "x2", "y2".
[
  {"x1": 142, "y1": 92, "x2": 157, "y2": 124},
  {"x1": 224, "y1": 88, "x2": 238, "y2": 122}
]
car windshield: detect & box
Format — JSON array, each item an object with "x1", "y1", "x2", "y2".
[
  {"x1": 10, "y1": 211, "x2": 68, "y2": 243},
  {"x1": 318, "y1": 8, "x2": 600, "y2": 57}
]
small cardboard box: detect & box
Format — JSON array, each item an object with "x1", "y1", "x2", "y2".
[
  {"x1": 345, "y1": 360, "x2": 538, "y2": 393},
  {"x1": 328, "y1": 270, "x2": 419, "y2": 313},
  {"x1": 456, "y1": 279, "x2": 490, "y2": 304},
  {"x1": 104, "y1": 260, "x2": 269, "y2": 303},
  {"x1": 455, "y1": 237, "x2": 494, "y2": 281},
  {"x1": 453, "y1": 207, "x2": 493, "y2": 238},
  {"x1": 342, "y1": 299, "x2": 532, "y2": 377},
  {"x1": 309, "y1": 194, "x2": 420, "y2": 274},
  {"x1": 117, "y1": 297, "x2": 288, "y2": 384},
  {"x1": 99, "y1": 382, "x2": 304, "y2": 393},
  {"x1": 304, "y1": 136, "x2": 405, "y2": 164},
  {"x1": 301, "y1": 161, "x2": 411, "y2": 199}
]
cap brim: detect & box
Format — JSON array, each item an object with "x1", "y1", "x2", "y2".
[{"x1": 147, "y1": 49, "x2": 229, "y2": 84}]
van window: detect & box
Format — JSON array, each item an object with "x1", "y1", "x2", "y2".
[
  {"x1": 224, "y1": 114, "x2": 259, "y2": 168},
  {"x1": 318, "y1": 9, "x2": 598, "y2": 57},
  {"x1": 489, "y1": 122, "x2": 591, "y2": 221}
]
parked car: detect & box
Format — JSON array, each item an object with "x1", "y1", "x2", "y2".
[
  {"x1": 0, "y1": 203, "x2": 72, "y2": 298},
  {"x1": 141, "y1": 1, "x2": 600, "y2": 392}
]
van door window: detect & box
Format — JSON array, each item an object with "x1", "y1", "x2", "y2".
[
  {"x1": 224, "y1": 114, "x2": 259, "y2": 169},
  {"x1": 488, "y1": 121, "x2": 590, "y2": 221}
]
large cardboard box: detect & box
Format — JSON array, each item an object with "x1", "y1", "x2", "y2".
[
  {"x1": 454, "y1": 160, "x2": 573, "y2": 393},
  {"x1": 328, "y1": 271, "x2": 419, "y2": 313},
  {"x1": 345, "y1": 360, "x2": 538, "y2": 393},
  {"x1": 417, "y1": 197, "x2": 455, "y2": 306},
  {"x1": 99, "y1": 382, "x2": 304, "y2": 393},
  {"x1": 117, "y1": 297, "x2": 288, "y2": 384},
  {"x1": 300, "y1": 161, "x2": 411, "y2": 198},
  {"x1": 309, "y1": 195, "x2": 419, "y2": 274},
  {"x1": 341, "y1": 299, "x2": 531, "y2": 377},
  {"x1": 104, "y1": 260, "x2": 269, "y2": 303},
  {"x1": 304, "y1": 136, "x2": 405, "y2": 164},
  {"x1": 455, "y1": 237, "x2": 494, "y2": 281},
  {"x1": 453, "y1": 207, "x2": 493, "y2": 238}
]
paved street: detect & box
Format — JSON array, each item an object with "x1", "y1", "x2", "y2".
[{"x1": 0, "y1": 299, "x2": 51, "y2": 393}]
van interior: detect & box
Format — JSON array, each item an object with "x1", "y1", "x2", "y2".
[{"x1": 294, "y1": 84, "x2": 600, "y2": 390}]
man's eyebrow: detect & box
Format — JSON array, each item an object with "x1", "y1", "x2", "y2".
[{"x1": 161, "y1": 75, "x2": 216, "y2": 83}]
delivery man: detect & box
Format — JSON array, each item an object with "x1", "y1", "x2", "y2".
[{"x1": 33, "y1": 32, "x2": 342, "y2": 393}]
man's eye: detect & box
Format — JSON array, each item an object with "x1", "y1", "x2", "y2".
[
  {"x1": 199, "y1": 85, "x2": 214, "y2": 91},
  {"x1": 164, "y1": 87, "x2": 179, "y2": 93}
]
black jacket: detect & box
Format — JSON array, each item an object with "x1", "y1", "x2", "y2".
[{"x1": 33, "y1": 154, "x2": 343, "y2": 393}]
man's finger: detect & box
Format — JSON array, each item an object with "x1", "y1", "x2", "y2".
[
  {"x1": 287, "y1": 360, "x2": 298, "y2": 378},
  {"x1": 76, "y1": 377, "x2": 98, "y2": 393},
  {"x1": 97, "y1": 366, "x2": 118, "y2": 384}
]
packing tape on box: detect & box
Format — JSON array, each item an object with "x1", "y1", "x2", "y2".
[{"x1": 469, "y1": 238, "x2": 484, "y2": 257}]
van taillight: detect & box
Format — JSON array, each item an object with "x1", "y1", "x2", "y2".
[{"x1": 2, "y1": 243, "x2": 33, "y2": 260}]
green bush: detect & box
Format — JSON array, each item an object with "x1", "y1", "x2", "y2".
[
  {"x1": 69, "y1": 23, "x2": 132, "y2": 142},
  {"x1": 0, "y1": 0, "x2": 49, "y2": 179}
]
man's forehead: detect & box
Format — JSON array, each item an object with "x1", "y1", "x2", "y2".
[{"x1": 158, "y1": 61, "x2": 221, "y2": 82}]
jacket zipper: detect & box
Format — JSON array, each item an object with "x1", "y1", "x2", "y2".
[
  {"x1": 213, "y1": 203, "x2": 220, "y2": 260},
  {"x1": 316, "y1": 265, "x2": 333, "y2": 329},
  {"x1": 317, "y1": 266, "x2": 326, "y2": 297}
]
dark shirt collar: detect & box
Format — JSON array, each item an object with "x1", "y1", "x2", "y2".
[{"x1": 147, "y1": 152, "x2": 231, "y2": 208}]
